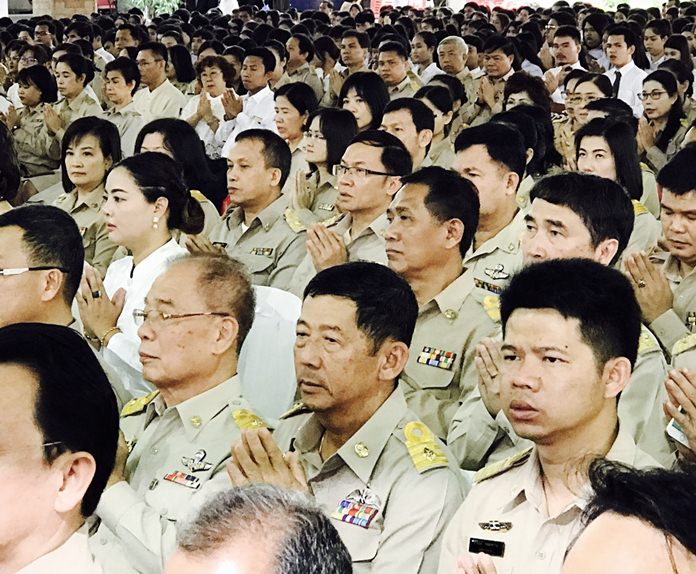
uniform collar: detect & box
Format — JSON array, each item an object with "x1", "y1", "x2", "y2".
[
  {"x1": 468, "y1": 208, "x2": 525, "y2": 261},
  {"x1": 227, "y1": 193, "x2": 289, "y2": 231},
  {"x1": 428, "y1": 271, "x2": 474, "y2": 315},
  {"x1": 245, "y1": 85, "x2": 273, "y2": 103},
  {"x1": 294, "y1": 386, "x2": 408, "y2": 484},
  {"x1": 74, "y1": 183, "x2": 106, "y2": 210},
  {"x1": 332, "y1": 212, "x2": 389, "y2": 241},
  {"x1": 150, "y1": 375, "x2": 242, "y2": 441},
  {"x1": 109, "y1": 100, "x2": 138, "y2": 115},
  {"x1": 65, "y1": 89, "x2": 93, "y2": 111},
  {"x1": 389, "y1": 75, "x2": 410, "y2": 94},
  {"x1": 288, "y1": 62, "x2": 311, "y2": 77},
  {"x1": 662, "y1": 252, "x2": 696, "y2": 284}
]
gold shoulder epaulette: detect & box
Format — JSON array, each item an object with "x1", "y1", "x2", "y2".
[
  {"x1": 232, "y1": 409, "x2": 267, "y2": 430},
  {"x1": 483, "y1": 295, "x2": 501, "y2": 322},
  {"x1": 632, "y1": 200, "x2": 648, "y2": 217},
  {"x1": 638, "y1": 327, "x2": 660, "y2": 355},
  {"x1": 190, "y1": 189, "x2": 208, "y2": 204},
  {"x1": 672, "y1": 333, "x2": 696, "y2": 356},
  {"x1": 404, "y1": 421, "x2": 449, "y2": 473},
  {"x1": 120, "y1": 390, "x2": 159, "y2": 417},
  {"x1": 280, "y1": 401, "x2": 311, "y2": 420},
  {"x1": 474, "y1": 447, "x2": 533, "y2": 484},
  {"x1": 284, "y1": 207, "x2": 307, "y2": 233},
  {"x1": 639, "y1": 162, "x2": 654, "y2": 173}
]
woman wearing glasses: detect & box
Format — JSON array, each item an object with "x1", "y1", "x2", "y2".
[
  {"x1": 77, "y1": 152, "x2": 204, "y2": 381},
  {"x1": 638, "y1": 70, "x2": 689, "y2": 172},
  {"x1": 286, "y1": 107, "x2": 358, "y2": 228}
]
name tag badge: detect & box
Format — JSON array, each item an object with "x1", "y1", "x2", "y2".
[
  {"x1": 163, "y1": 470, "x2": 201, "y2": 489},
  {"x1": 469, "y1": 537, "x2": 505, "y2": 558},
  {"x1": 250, "y1": 247, "x2": 274, "y2": 257}
]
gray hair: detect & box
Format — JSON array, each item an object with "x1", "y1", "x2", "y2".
[
  {"x1": 438, "y1": 35, "x2": 469, "y2": 56},
  {"x1": 177, "y1": 484, "x2": 353, "y2": 574}
]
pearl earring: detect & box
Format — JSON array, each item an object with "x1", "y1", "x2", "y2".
[{"x1": 152, "y1": 216, "x2": 159, "y2": 229}]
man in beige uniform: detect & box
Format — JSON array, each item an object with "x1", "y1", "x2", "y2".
[
  {"x1": 385, "y1": 167, "x2": 498, "y2": 441},
  {"x1": 625, "y1": 145, "x2": 696, "y2": 360},
  {"x1": 377, "y1": 41, "x2": 422, "y2": 100},
  {"x1": 90, "y1": 256, "x2": 267, "y2": 574},
  {"x1": 380, "y1": 98, "x2": 434, "y2": 170},
  {"x1": 193, "y1": 129, "x2": 306, "y2": 291},
  {"x1": 439, "y1": 260, "x2": 661, "y2": 574},
  {"x1": 448, "y1": 173, "x2": 674, "y2": 472},
  {"x1": 288, "y1": 130, "x2": 411, "y2": 297},
  {"x1": 227, "y1": 262, "x2": 466, "y2": 574},
  {"x1": 437, "y1": 37, "x2": 479, "y2": 126},
  {"x1": 274, "y1": 34, "x2": 324, "y2": 102},
  {"x1": 321, "y1": 30, "x2": 370, "y2": 107}
]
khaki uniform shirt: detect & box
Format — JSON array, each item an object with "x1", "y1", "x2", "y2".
[
  {"x1": 90, "y1": 376, "x2": 264, "y2": 574},
  {"x1": 53, "y1": 184, "x2": 117, "y2": 277},
  {"x1": 515, "y1": 175, "x2": 536, "y2": 212},
  {"x1": 209, "y1": 194, "x2": 306, "y2": 291},
  {"x1": 428, "y1": 137, "x2": 456, "y2": 169},
  {"x1": 624, "y1": 200, "x2": 662, "y2": 258},
  {"x1": 455, "y1": 68, "x2": 480, "y2": 125},
  {"x1": 275, "y1": 62, "x2": 324, "y2": 102},
  {"x1": 438, "y1": 429, "x2": 661, "y2": 574},
  {"x1": 388, "y1": 72, "x2": 422, "y2": 100},
  {"x1": 288, "y1": 212, "x2": 388, "y2": 298},
  {"x1": 18, "y1": 526, "x2": 103, "y2": 574},
  {"x1": 13, "y1": 103, "x2": 61, "y2": 176},
  {"x1": 53, "y1": 89, "x2": 104, "y2": 142},
  {"x1": 643, "y1": 121, "x2": 689, "y2": 173},
  {"x1": 640, "y1": 165, "x2": 660, "y2": 219},
  {"x1": 103, "y1": 101, "x2": 144, "y2": 157},
  {"x1": 274, "y1": 386, "x2": 466, "y2": 574},
  {"x1": 400, "y1": 272, "x2": 500, "y2": 441},
  {"x1": 464, "y1": 69, "x2": 512, "y2": 127},
  {"x1": 648, "y1": 253, "x2": 696, "y2": 356},
  {"x1": 285, "y1": 169, "x2": 339, "y2": 228}
]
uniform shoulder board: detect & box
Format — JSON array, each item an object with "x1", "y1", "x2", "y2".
[
  {"x1": 321, "y1": 214, "x2": 341, "y2": 228},
  {"x1": 474, "y1": 447, "x2": 533, "y2": 484},
  {"x1": 639, "y1": 162, "x2": 654, "y2": 174},
  {"x1": 232, "y1": 409, "x2": 268, "y2": 430},
  {"x1": 120, "y1": 390, "x2": 159, "y2": 417},
  {"x1": 482, "y1": 295, "x2": 501, "y2": 322},
  {"x1": 190, "y1": 189, "x2": 208, "y2": 204},
  {"x1": 403, "y1": 421, "x2": 449, "y2": 474},
  {"x1": 672, "y1": 333, "x2": 696, "y2": 356},
  {"x1": 284, "y1": 207, "x2": 307, "y2": 233},
  {"x1": 280, "y1": 401, "x2": 311, "y2": 420},
  {"x1": 638, "y1": 327, "x2": 660, "y2": 355},
  {"x1": 632, "y1": 200, "x2": 648, "y2": 217}
]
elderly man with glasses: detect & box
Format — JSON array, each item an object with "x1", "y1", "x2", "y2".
[{"x1": 89, "y1": 254, "x2": 267, "y2": 574}]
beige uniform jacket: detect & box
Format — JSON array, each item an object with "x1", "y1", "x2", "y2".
[
  {"x1": 388, "y1": 72, "x2": 422, "y2": 100},
  {"x1": 427, "y1": 137, "x2": 456, "y2": 169},
  {"x1": 640, "y1": 166, "x2": 660, "y2": 219},
  {"x1": 455, "y1": 69, "x2": 480, "y2": 125},
  {"x1": 648, "y1": 253, "x2": 696, "y2": 356},
  {"x1": 624, "y1": 200, "x2": 662, "y2": 258},
  {"x1": 288, "y1": 212, "x2": 388, "y2": 298},
  {"x1": 209, "y1": 194, "x2": 306, "y2": 291},
  {"x1": 274, "y1": 63, "x2": 324, "y2": 102},
  {"x1": 103, "y1": 101, "x2": 144, "y2": 157},
  {"x1": 274, "y1": 386, "x2": 466, "y2": 574},
  {"x1": 53, "y1": 184, "x2": 117, "y2": 277},
  {"x1": 18, "y1": 526, "x2": 103, "y2": 574},
  {"x1": 285, "y1": 170, "x2": 339, "y2": 228},
  {"x1": 90, "y1": 376, "x2": 264, "y2": 574},
  {"x1": 438, "y1": 429, "x2": 661, "y2": 574},
  {"x1": 643, "y1": 122, "x2": 689, "y2": 173},
  {"x1": 13, "y1": 103, "x2": 61, "y2": 176},
  {"x1": 400, "y1": 271, "x2": 500, "y2": 441},
  {"x1": 53, "y1": 89, "x2": 104, "y2": 142}
]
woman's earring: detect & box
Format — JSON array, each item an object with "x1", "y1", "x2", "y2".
[{"x1": 152, "y1": 216, "x2": 159, "y2": 229}]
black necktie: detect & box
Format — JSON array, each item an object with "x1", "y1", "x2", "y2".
[{"x1": 612, "y1": 70, "x2": 622, "y2": 98}]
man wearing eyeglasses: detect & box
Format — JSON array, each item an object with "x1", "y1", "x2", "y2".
[
  {"x1": 90, "y1": 254, "x2": 267, "y2": 574},
  {"x1": 132, "y1": 42, "x2": 187, "y2": 124},
  {"x1": 288, "y1": 130, "x2": 412, "y2": 297},
  {"x1": 33, "y1": 20, "x2": 55, "y2": 49},
  {"x1": 0, "y1": 323, "x2": 118, "y2": 574}
]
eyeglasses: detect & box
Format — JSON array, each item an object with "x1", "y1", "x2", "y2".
[
  {"x1": 0, "y1": 441, "x2": 64, "y2": 458},
  {"x1": 0, "y1": 266, "x2": 68, "y2": 277},
  {"x1": 19, "y1": 57, "x2": 38, "y2": 64},
  {"x1": 305, "y1": 130, "x2": 326, "y2": 140},
  {"x1": 133, "y1": 309, "x2": 230, "y2": 327},
  {"x1": 638, "y1": 90, "x2": 668, "y2": 101},
  {"x1": 136, "y1": 58, "x2": 163, "y2": 68},
  {"x1": 332, "y1": 164, "x2": 395, "y2": 178}
]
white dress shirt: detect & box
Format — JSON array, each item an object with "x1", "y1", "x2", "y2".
[
  {"x1": 217, "y1": 85, "x2": 277, "y2": 158},
  {"x1": 96, "y1": 47, "x2": 115, "y2": 63},
  {"x1": 521, "y1": 59, "x2": 543, "y2": 78},
  {"x1": 133, "y1": 79, "x2": 189, "y2": 124},
  {"x1": 180, "y1": 91, "x2": 226, "y2": 159},
  {"x1": 604, "y1": 59, "x2": 647, "y2": 117},
  {"x1": 550, "y1": 61, "x2": 585, "y2": 103},
  {"x1": 418, "y1": 61, "x2": 445, "y2": 84}
]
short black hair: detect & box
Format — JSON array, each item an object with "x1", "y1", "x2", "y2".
[
  {"x1": 581, "y1": 459, "x2": 696, "y2": 556},
  {"x1": 244, "y1": 46, "x2": 275, "y2": 73},
  {"x1": 428, "y1": 73, "x2": 465, "y2": 105},
  {"x1": 657, "y1": 143, "x2": 696, "y2": 195},
  {"x1": 304, "y1": 261, "x2": 418, "y2": 351},
  {"x1": 0, "y1": 205, "x2": 84, "y2": 303},
  {"x1": 645, "y1": 18, "x2": 671, "y2": 38},
  {"x1": 235, "y1": 128, "x2": 292, "y2": 189},
  {"x1": 341, "y1": 29, "x2": 369, "y2": 48},
  {"x1": 348, "y1": 129, "x2": 413, "y2": 176},
  {"x1": 584, "y1": 97, "x2": 638, "y2": 134},
  {"x1": 400, "y1": 166, "x2": 480, "y2": 257},
  {"x1": 378, "y1": 39, "x2": 409, "y2": 59},
  {"x1": 338, "y1": 71, "x2": 390, "y2": 130},
  {"x1": 454, "y1": 123, "x2": 526, "y2": 182},
  {"x1": 383, "y1": 97, "x2": 435, "y2": 134},
  {"x1": 0, "y1": 323, "x2": 118, "y2": 517},
  {"x1": 137, "y1": 41, "x2": 168, "y2": 61},
  {"x1": 530, "y1": 172, "x2": 634, "y2": 266},
  {"x1": 500, "y1": 258, "x2": 641, "y2": 368},
  {"x1": 16, "y1": 65, "x2": 58, "y2": 103},
  {"x1": 553, "y1": 24, "x2": 581, "y2": 43},
  {"x1": 275, "y1": 81, "x2": 319, "y2": 117},
  {"x1": 606, "y1": 25, "x2": 639, "y2": 49},
  {"x1": 290, "y1": 33, "x2": 315, "y2": 61},
  {"x1": 104, "y1": 56, "x2": 140, "y2": 93},
  {"x1": 65, "y1": 20, "x2": 94, "y2": 41}
]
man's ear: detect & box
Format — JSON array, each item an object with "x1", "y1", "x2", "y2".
[{"x1": 52, "y1": 451, "x2": 97, "y2": 515}]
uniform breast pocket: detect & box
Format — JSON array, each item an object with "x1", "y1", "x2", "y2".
[
  {"x1": 144, "y1": 471, "x2": 204, "y2": 522},
  {"x1": 407, "y1": 348, "x2": 457, "y2": 392},
  {"x1": 238, "y1": 252, "x2": 276, "y2": 284},
  {"x1": 332, "y1": 518, "x2": 381, "y2": 563}
]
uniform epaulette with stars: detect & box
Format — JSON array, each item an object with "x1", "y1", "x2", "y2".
[
  {"x1": 284, "y1": 207, "x2": 306, "y2": 233},
  {"x1": 673, "y1": 333, "x2": 696, "y2": 356},
  {"x1": 232, "y1": 409, "x2": 268, "y2": 430},
  {"x1": 401, "y1": 421, "x2": 449, "y2": 474},
  {"x1": 474, "y1": 447, "x2": 533, "y2": 484},
  {"x1": 120, "y1": 390, "x2": 160, "y2": 417},
  {"x1": 279, "y1": 401, "x2": 311, "y2": 420},
  {"x1": 483, "y1": 295, "x2": 501, "y2": 322},
  {"x1": 632, "y1": 200, "x2": 648, "y2": 217},
  {"x1": 190, "y1": 189, "x2": 208, "y2": 204},
  {"x1": 638, "y1": 327, "x2": 660, "y2": 355}
]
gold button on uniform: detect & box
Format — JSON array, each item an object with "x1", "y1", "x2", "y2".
[
  {"x1": 444, "y1": 309, "x2": 458, "y2": 320},
  {"x1": 190, "y1": 416, "x2": 202, "y2": 428},
  {"x1": 354, "y1": 442, "x2": 369, "y2": 458}
]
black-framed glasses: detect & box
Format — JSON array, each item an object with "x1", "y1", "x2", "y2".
[
  {"x1": 332, "y1": 164, "x2": 395, "y2": 178},
  {"x1": 638, "y1": 90, "x2": 668, "y2": 101},
  {"x1": 0, "y1": 266, "x2": 69, "y2": 277},
  {"x1": 133, "y1": 309, "x2": 230, "y2": 327}
]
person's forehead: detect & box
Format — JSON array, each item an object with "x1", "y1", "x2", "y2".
[
  {"x1": 530, "y1": 198, "x2": 590, "y2": 231},
  {"x1": 395, "y1": 182, "x2": 429, "y2": 206},
  {"x1": 244, "y1": 55, "x2": 263, "y2": 66},
  {"x1": 0, "y1": 226, "x2": 28, "y2": 256},
  {"x1": 301, "y1": 294, "x2": 358, "y2": 327},
  {"x1": 149, "y1": 263, "x2": 202, "y2": 305},
  {"x1": 0, "y1": 364, "x2": 39, "y2": 428},
  {"x1": 343, "y1": 142, "x2": 386, "y2": 165},
  {"x1": 383, "y1": 109, "x2": 415, "y2": 126},
  {"x1": 230, "y1": 138, "x2": 264, "y2": 160}
]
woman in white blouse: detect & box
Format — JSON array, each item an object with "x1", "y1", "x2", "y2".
[
  {"x1": 181, "y1": 55, "x2": 236, "y2": 160},
  {"x1": 77, "y1": 152, "x2": 205, "y2": 386}
]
